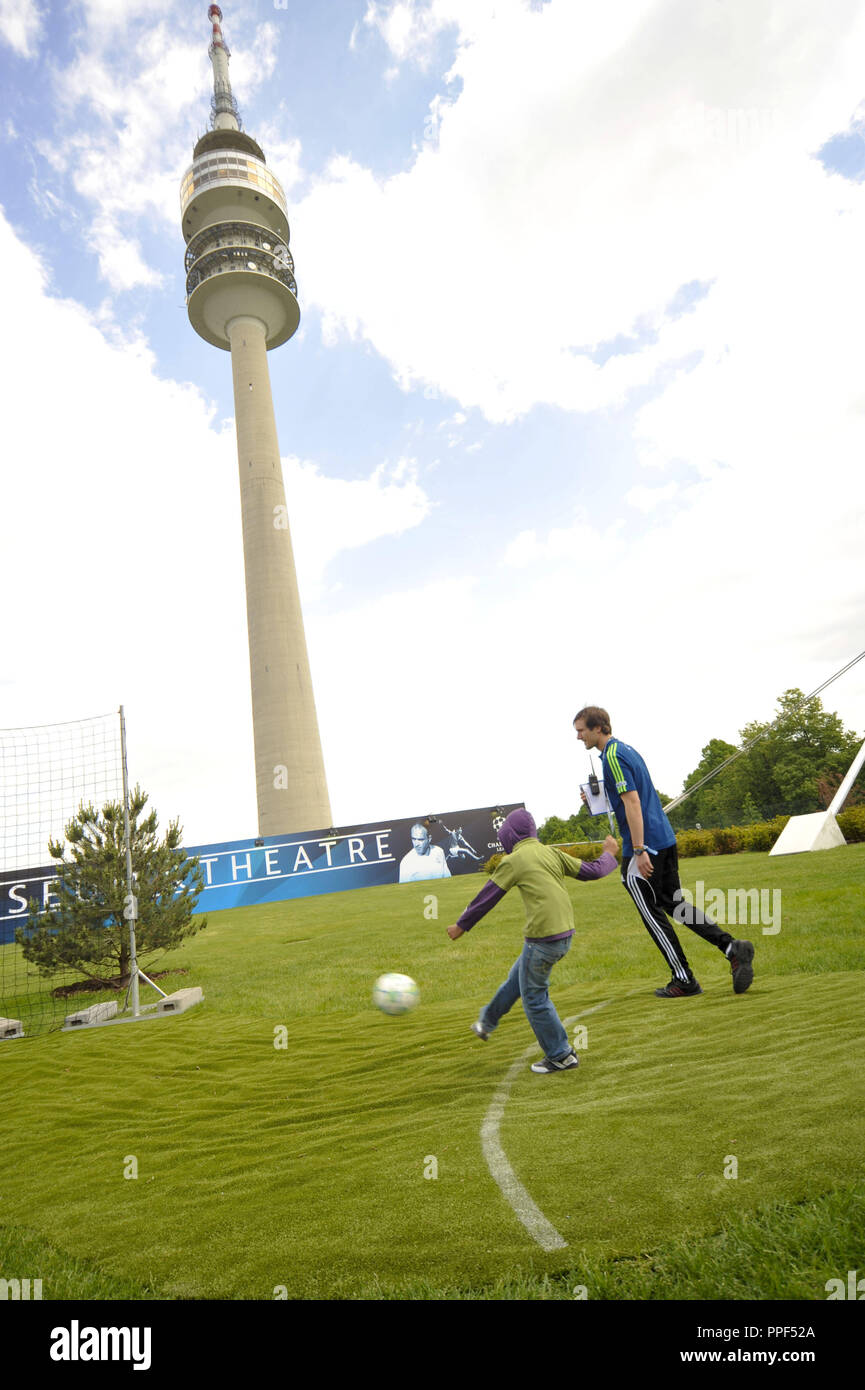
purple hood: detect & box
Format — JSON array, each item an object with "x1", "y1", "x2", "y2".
[{"x1": 499, "y1": 808, "x2": 537, "y2": 854}]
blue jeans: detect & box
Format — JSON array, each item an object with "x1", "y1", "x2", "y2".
[{"x1": 480, "y1": 936, "x2": 572, "y2": 1060}]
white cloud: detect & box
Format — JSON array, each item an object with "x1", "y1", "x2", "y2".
[
  {"x1": 0, "y1": 0, "x2": 43, "y2": 57},
  {"x1": 362, "y1": 0, "x2": 546, "y2": 74},
  {"x1": 502, "y1": 511, "x2": 621, "y2": 569},
  {"x1": 76, "y1": 0, "x2": 173, "y2": 35},
  {"x1": 361, "y1": 0, "x2": 459, "y2": 68},
  {"x1": 283, "y1": 457, "x2": 432, "y2": 598},
  {"x1": 308, "y1": 574, "x2": 501, "y2": 825},
  {"x1": 88, "y1": 214, "x2": 165, "y2": 292},
  {"x1": 625, "y1": 481, "x2": 679, "y2": 513},
  {"x1": 297, "y1": 0, "x2": 865, "y2": 423},
  {"x1": 252, "y1": 128, "x2": 303, "y2": 195}
]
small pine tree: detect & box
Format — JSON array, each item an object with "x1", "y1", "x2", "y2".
[{"x1": 16, "y1": 786, "x2": 206, "y2": 990}]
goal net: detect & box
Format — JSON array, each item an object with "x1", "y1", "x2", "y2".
[{"x1": 0, "y1": 711, "x2": 125, "y2": 1038}]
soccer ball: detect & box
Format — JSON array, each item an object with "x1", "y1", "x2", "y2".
[{"x1": 373, "y1": 973, "x2": 420, "y2": 1016}]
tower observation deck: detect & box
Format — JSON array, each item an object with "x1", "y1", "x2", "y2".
[{"x1": 181, "y1": 4, "x2": 331, "y2": 837}]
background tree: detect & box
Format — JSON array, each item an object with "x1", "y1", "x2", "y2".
[
  {"x1": 739, "y1": 792, "x2": 762, "y2": 824},
  {"x1": 760, "y1": 689, "x2": 862, "y2": 815},
  {"x1": 670, "y1": 690, "x2": 862, "y2": 827},
  {"x1": 538, "y1": 812, "x2": 589, "y2": 844},
  {"x1": 667, "y1": 738, "x2": 738, "y2": 831},
  {"x1": 16, "y1": 786, "x2": 206, "y2": 989}
]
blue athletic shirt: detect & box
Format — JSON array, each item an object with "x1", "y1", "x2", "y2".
[{"x1": 601, "y1": 738, "x2": 676, "y2": 858}]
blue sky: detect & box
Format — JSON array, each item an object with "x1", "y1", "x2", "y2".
[{"x1": 2, "y1": 0, "x2": 865, "y2": 848}]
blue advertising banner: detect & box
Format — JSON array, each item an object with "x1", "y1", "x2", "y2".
[
  {"x1": 0, "y1": 802, "x2": 524, "y2": 939},
  {"x1": 1, "y1": 865, "x2": 55, "y2": 941},
  {"x1": 184, "y1": 803, "x2": 524, "y2": 913}
]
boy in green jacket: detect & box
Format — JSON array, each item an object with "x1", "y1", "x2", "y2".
[{"x1": 446, "y1": 808, "x2": 618, "y2": 1072}]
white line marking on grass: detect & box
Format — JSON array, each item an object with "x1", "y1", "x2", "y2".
[{"x1": 480, "y1": 998, "x2": 617, "y2": 1252}]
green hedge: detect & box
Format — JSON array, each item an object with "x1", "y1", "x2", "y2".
[
  {"x1": 481, "y1": 806, "x2": 865, "y2": 872},
  {"x1": 674, "y1": 816, "x2": 791, "y2": 857},
  {"x1": 676, "y1": 806, "x2": 865, "y2": 856},
  {"x1": 838, "y1": 804, "x2": 865, "y2": 842}
]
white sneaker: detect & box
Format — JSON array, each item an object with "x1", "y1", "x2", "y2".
[
  {"x1": 530, "y1": 1050, "x2": 579, "y2": 1074},
  {"x1": 471, "y1": 1020, "x2": 490, "y2": 1040}
]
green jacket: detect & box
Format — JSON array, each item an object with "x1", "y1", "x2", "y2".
[{"x1": 491, "y1": 837, "x2": 591, "y2": 939}]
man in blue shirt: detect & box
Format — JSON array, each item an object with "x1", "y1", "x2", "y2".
[{"x1": 573, "y1": 706, "x2": 755, "y2": 997}]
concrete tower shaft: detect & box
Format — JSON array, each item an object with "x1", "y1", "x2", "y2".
[
  {"x1": 181, "y1": 5, "x2": 331, "y2": 837},
  {"x1": 228, "y1": 315, "x2": 331, "y2": 835}
]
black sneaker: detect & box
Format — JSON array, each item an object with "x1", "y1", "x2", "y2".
[
  {"x1": 728, "y1": 940, "x2": 755, "y2": 994},
  {"x1": 530, "y1": 1049, "x2": 580, "y2": 1074},
  {"x1": 654, "y1": 977, "x2": 703, "y2": 997}
]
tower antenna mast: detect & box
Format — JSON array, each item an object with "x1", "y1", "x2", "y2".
[{"x1": 207, "y1": 4, "x2": 242, "y2": 130}]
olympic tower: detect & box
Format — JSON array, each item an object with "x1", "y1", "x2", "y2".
[{"x1": 180, "y1": 5, "x2": 331, "y2": 836}]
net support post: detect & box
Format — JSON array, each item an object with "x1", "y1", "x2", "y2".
[{"x1": 119, "y1": 706, "x2": 141, "y2": 1018}]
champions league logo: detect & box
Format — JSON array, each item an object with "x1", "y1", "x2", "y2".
[{"x1": 487, "y1": 808, "x2": 512, "y2": 852}]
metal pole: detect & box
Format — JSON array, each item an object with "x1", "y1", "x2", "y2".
[{"x1": 119, "y1": 706, "x2": 140, "y2": 1019}]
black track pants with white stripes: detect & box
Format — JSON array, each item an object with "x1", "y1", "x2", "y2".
[{"x1": 622, "y1": 846, "x2": 733, "y2": 983}]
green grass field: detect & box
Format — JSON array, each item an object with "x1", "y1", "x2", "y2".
[{"x1": 1, "y1": 845, "x2": 863, "y2": 1301}]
